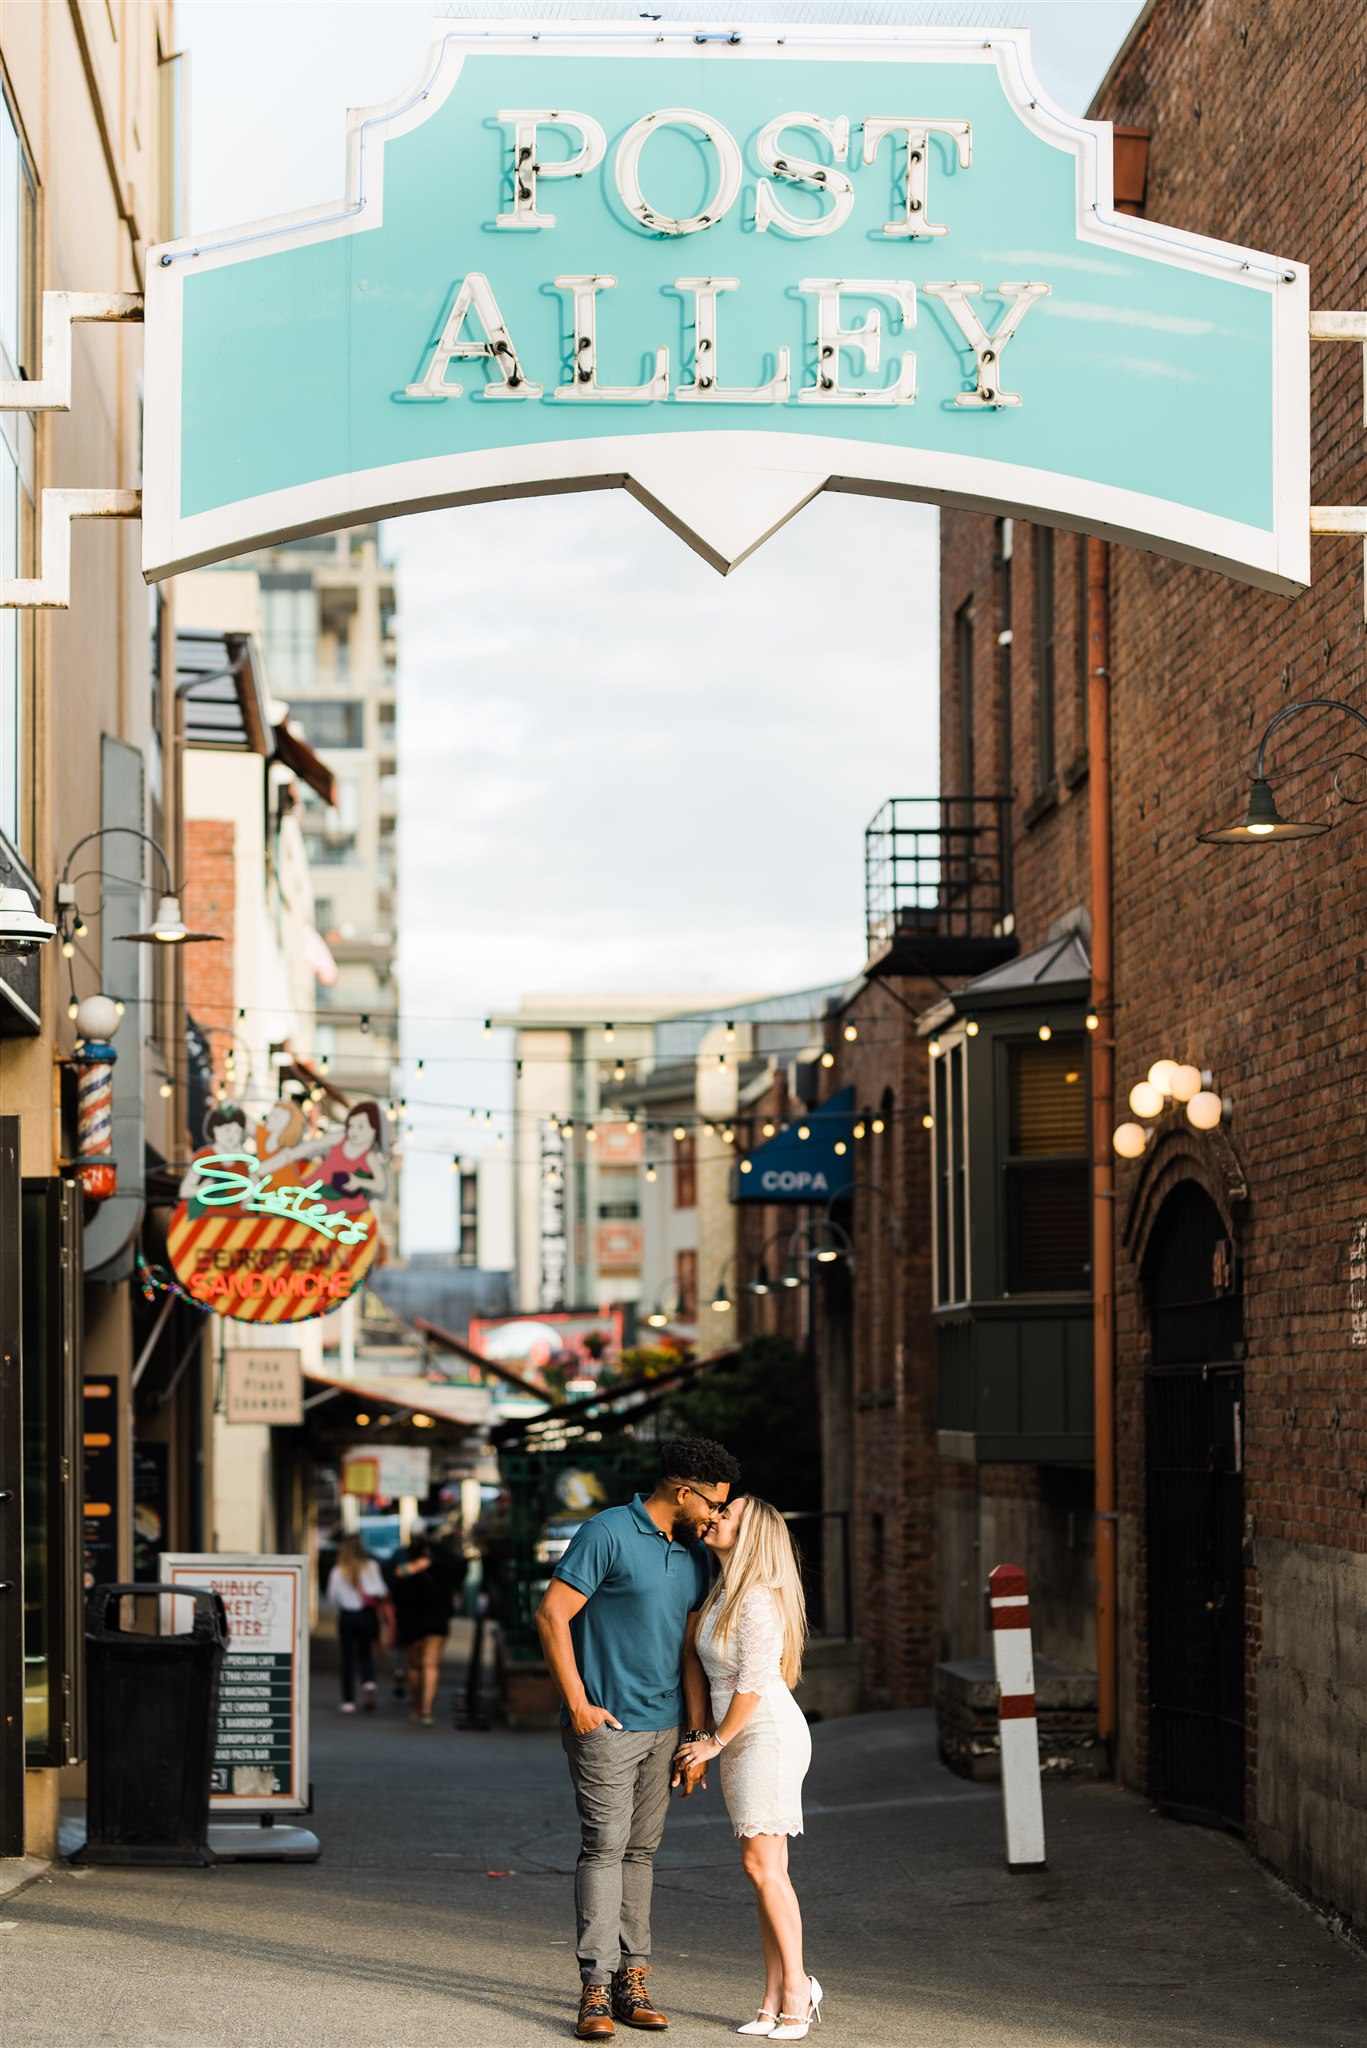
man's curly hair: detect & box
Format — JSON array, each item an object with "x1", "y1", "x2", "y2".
[{"x1": 658, "y1": 1436, "x2": 741, "y2": 1489}]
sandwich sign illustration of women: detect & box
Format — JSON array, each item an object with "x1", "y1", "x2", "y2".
[{"x1": 167, "y1": 1099, "x2": 386, "y2": 1323}]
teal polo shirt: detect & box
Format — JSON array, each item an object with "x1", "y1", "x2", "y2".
[{"x1": 553, "y1": 1495, "x2": 712, "y2": 1731}]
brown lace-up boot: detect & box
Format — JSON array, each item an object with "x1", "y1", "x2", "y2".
[
  {"x1": 576, "y1": 1984, "x2": 615, "y2": 2039},
  {"x1": 611, "y1": 1966, "x2": 668, "y2": 2029}
]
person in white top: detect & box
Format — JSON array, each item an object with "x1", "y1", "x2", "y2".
[
  {"x1": 325, "y1": 1537, "x2": 391, "y2": 1714},
  {"x1": 673, "y1": 1498, "x2": 823, "y2": 2041}
]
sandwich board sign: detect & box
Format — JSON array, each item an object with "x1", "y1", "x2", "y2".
[
  {"x1": 161, "y1": 1554, "x2": 313, "y2": 1842},
  {"x1": 143, "y1": 20, "x2": 1308, "y2": 592}
]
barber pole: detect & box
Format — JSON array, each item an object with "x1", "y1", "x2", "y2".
[
  {"x1": 72, "y1": 994, "x2": 124, "y2": 1202},
  {"x1": 988, "y1": 1562, "x2": 1046, "y2": 1871}
]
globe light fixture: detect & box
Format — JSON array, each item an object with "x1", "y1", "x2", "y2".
[
  {"x1": 1186, "y1": 1090, "x2": 1225, "y2": 1130},
  {"x1": 1038, "y1": 1020, "x2": 1052, "y2": 1042},
  {"x1": 1129, "y1": 1080, "x2": 1164, "y2": 1119},
  {"x1": 843, "y1": 1023, "x2": 858, "y2": 1042},
  {"x1": 1170, "y1": 1063, "x2": 1203, "y2": 1102},
  {"x1": 965, "y1": 1017, "x2": 980, "y2": 1037},
  {"x1": 0, "y1": 866, "x2": 56, "y2": 955},
  {"x1": 1147, "y1": 1060, "x2": 1180, "y2": 1096},
  {"x1": 1113, "y1": 1122, "x2": 1149, "y2": 1159},
  {"x1": 927, "y1": 1035, "x2": 942, "y2": 1057},
  {"x1": 1085, "y1": 1011, "x2": 1100, "y2": 1032}
]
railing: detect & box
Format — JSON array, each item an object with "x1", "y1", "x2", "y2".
[
  {"x1": 865, "y1": 795, "x2": 1013, "y2": 959},
  {"x1": 782, "y1": 1508, "x2": 853, "y2": 1641}
]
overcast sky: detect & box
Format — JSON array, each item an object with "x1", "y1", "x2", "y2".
[{"x1": 177, "y1": 1, "x2": 1142, "y2": 1254}]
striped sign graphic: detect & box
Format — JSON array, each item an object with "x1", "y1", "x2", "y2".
[{"x1": 167, "y1": 1200, "x2": 379, "y2": 1324}]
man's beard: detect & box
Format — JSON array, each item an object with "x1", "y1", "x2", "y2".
[{"x1": 671, "y1": 1509, "x2": 700, "y2": 1545}]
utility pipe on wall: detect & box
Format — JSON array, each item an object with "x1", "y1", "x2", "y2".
[{"x1": 1086, "y1": 535, "x2": 1117, "y2": 1765}]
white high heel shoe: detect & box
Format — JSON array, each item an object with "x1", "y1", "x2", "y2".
[
  {"x1": 769, "y1": 1977, "x2": 823, "y2": 2041},
  {"x1": 736, "y1": 2009, "x2": 778, "y2": 2036}
]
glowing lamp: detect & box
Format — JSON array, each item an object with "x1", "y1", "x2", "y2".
[
  {"x1": 1113, "y1": 1122, "x2": 1149, "y2": 1159},
  {"x1": 1129, "y1": 1081, "x2": 1164, "y2": 1119},
  {"x1": 1186, "y1": 1091, "x2": 1224, "y2": 1130}
]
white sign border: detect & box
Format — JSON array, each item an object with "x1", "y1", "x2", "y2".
[
  {"x1": 160, "y1": 1553, "x2": 310, "y2": 1815},
  {"x1": 142, "y1": 22, "x2": 1310, "y2": 593}
]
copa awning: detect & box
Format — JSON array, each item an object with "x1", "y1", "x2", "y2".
[{"x1": 732, "y1": 1087, "x2": 855, "y2": 1205}]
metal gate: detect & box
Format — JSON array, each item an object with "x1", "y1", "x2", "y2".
[{"x1": 1144, "y1": 1184, "x2": 1245, "y2": 1831}]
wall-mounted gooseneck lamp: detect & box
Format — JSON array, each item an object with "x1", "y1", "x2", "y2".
[
  {"x1": 1198, "y1": 698, "x2": 1367, "y2": 845},
  {"x1": 57, "y1": 827, "x2": 223, "y2": 944}
]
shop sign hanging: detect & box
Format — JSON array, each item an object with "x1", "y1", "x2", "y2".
[
  {"x1": 144, "y1": 22, "x2": 1308, "y2": 591},
  {"x1": 167, "y1": 1099, "x2": 386, "y2": 1322}
]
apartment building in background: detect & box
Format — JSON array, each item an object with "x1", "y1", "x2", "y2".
[{"x1": 247, "y1": 526, "x2": 401, "y2": 1248}]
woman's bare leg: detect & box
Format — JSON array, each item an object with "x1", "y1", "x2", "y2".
[
  {"x1": 418, "y1": 1636, "x2": 441, "y2": 1716},
  {"x1": 740, "y1": 1836, "x2": 805, "y2": 2018}
]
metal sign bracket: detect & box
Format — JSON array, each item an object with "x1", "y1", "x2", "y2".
[{"x1": 0, "y1": 291, "x2": 144, "y2": 609}]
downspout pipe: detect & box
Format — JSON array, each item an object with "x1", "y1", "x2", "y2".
[{"x1": 1087, "y1": 535, "x2": 1117, "y2": 1769}]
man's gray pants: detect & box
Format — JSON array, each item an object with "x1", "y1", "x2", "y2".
[{"x1": 562, "y1": 1724, "x2": 677, "y2": 1986}]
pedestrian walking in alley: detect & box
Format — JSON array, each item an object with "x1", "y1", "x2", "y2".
[
  {"x1": 326, "y1": 1536, "x2": 392, "y2": 1714},
  {"x1": 536, "y1": 1437, "x2": 741, "y2": 2039},
  {"x1": 674, "y1": 1499, "x2": 818, "y2": 2040},
  {"x1": 388, "y1": 1533, "x2": 461, "y2": 1725}
]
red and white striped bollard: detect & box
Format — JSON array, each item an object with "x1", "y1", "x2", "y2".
[{"x1": 988, "y1": 1561, "x2": 1046, "y2": 1871}]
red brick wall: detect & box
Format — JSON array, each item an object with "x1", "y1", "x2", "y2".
[
  {"x1": 184, "y1": 819, "x2": 236, "y2": 1086},
  {"x1": 940, "y1": 0, "x2": 1367, "y2": 1904}
]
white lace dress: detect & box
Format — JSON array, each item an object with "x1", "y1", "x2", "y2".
[{"x1": 697, "y1": 1586, "x2": 812, "y2": 1838}]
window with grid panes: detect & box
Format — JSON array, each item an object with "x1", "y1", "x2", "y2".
[{"x1": 1003, "y1": 1036, "x2": 1089, "y2": 1292}]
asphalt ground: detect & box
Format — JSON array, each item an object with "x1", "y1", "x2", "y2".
[{"x1": 3, "y1": 1651, "x2": 1364, "y2": 2048}]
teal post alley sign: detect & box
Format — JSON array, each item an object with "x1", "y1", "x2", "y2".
[{"x1": 143, "y1": 21, "x2": 1309, "y2": 588}]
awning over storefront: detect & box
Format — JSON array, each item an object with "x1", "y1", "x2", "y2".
[
  {"x1": 732, "y1": 1087, "x2": 855, "y2": 1205},
  {"x1": 302, "y1": 1363, "x2": 493, "y2": 1432}
]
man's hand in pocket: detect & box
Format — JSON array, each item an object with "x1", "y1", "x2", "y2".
[{"x1": 569, "y1": 1703, "x2": 623, "y2": 1737}]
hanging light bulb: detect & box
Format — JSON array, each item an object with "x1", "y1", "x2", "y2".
[
  {"x1": 843, "y1": 1023, "x2": 858, "y2": 1042},
  {"x1": 820, "y1": 1050, "x2": 835, "y2": 1068},
  {"x1": 762, "y1": 1121, "x2": 776, "y2": 1138},
  {"x1": 922, "y1": 1113, "x2": 934, "y2": 1130},
  {"x1": 359, "y1": 1013, "x2": 371, "y2": 1035},
  {"x1": 797, "y1": 1124, "x2": 811, "y2": 1141},
  {"x1": 725, "y1": 1021, "x2": 736, "y2": 1042},
  {"x1": 450, "y1": 1156, "x2": 460, "y2": 1172},
  {"x1": 1038, "y1": 1020, "x2": 1052, "y2": 1042},
  {"x1": 673, "y1": 1125, "x2": 687, "y2": 1142},
  {"x1": 586, "y1": 1125, "x2": 598, "y2": 1143},
  {"x1": 645, "y1": 1163, "x2": 657, "y2": 1182},
  {"x1": 833, "y1": 1140, "x2": 847, "y2": 1156},
  {"x1": 626, "y1": 1113, "x2": 639, "y2": 1134},
  {"x1": 483, "y1": 1017, "x2": 492, "y2": 1038},
  {"x1": 561, "y1": 1119, "x2": 574, "y2": 1137},
  {"x1": 319, "y1": 1055, "x2": 329, "y2": 1075},
  {"x1": 416, "y1": 1057, "x2": 424, "y2": 1072},
  {"x1": 738, "y1": 1158, "x2": 752, "y2": 1174},
  {"x1": 74, "y1": 914, "x2": 89, "y2": 939},
  {"x1": 854, "y1": 1120, "x2": 866, "y2": 1140},
  {"x1": 1086, "y1": 1011, "x2": 1100, "y2": 1032},
  {"x1": 67, "y1": 998, "x2": 79, "y2": 1021},
  {"x1": 871, "y1": 1115, "x2": 885, "y2": 1135},
  {"x1": 159, "y1": 1077, "x2": 173, "y2": 1099},
  {"x1": 61, "y1": 935, "x2": 74, "y2": 959},
  {"x1": 965, "y1": 1017, "x2": 980, "y2": 1038},
  {"x1": 613, "y1": 1061, "x2": 626, "y2": 1082},
  {"x1": 114, "y1": 1000, "x2": 125, "y2": 1016},
  {"x1": 604, "y1": 1022, "x2": 615, "y2": 1043},
  {"x1": 722, "y1": 1126, "x2": 735, "y2": 1145},
  {"x1": 928, "y1": 1035, "x2": 941, "y2": 1058}
]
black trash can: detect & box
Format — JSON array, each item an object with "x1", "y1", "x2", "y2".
[{"x1": 73, "y1": 1582, "x2": 228, "y2": 1867}]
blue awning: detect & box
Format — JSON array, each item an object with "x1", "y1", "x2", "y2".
[{"x1": 732, "y1": 1087, "x2": 855, "y2": 1204}]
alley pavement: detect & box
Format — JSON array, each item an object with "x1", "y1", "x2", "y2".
[{"x1": 4, "y1": 1656, "x2": 1364, "y2": 2048}]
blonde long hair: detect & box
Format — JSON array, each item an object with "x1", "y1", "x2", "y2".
[
  {"x1": 337, "y1": 1535, "x2": 368, "y2": 1588},
  {"x1": 699, "y1": 1496, "x2": 807, "y2": 1689}
]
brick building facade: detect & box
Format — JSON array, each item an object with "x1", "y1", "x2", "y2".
[{"x1": 928, "y1": 0, "x2": 1367, "y2": 1937}]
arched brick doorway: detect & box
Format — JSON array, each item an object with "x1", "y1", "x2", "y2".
[{"x1": 1142, "y1": 1181, "x2": 1245, "y2": 1831}]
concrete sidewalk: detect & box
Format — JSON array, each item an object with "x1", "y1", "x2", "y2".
[{"x1": 3, "y1": 1675, "x2": 1363, "y2": 2047}]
